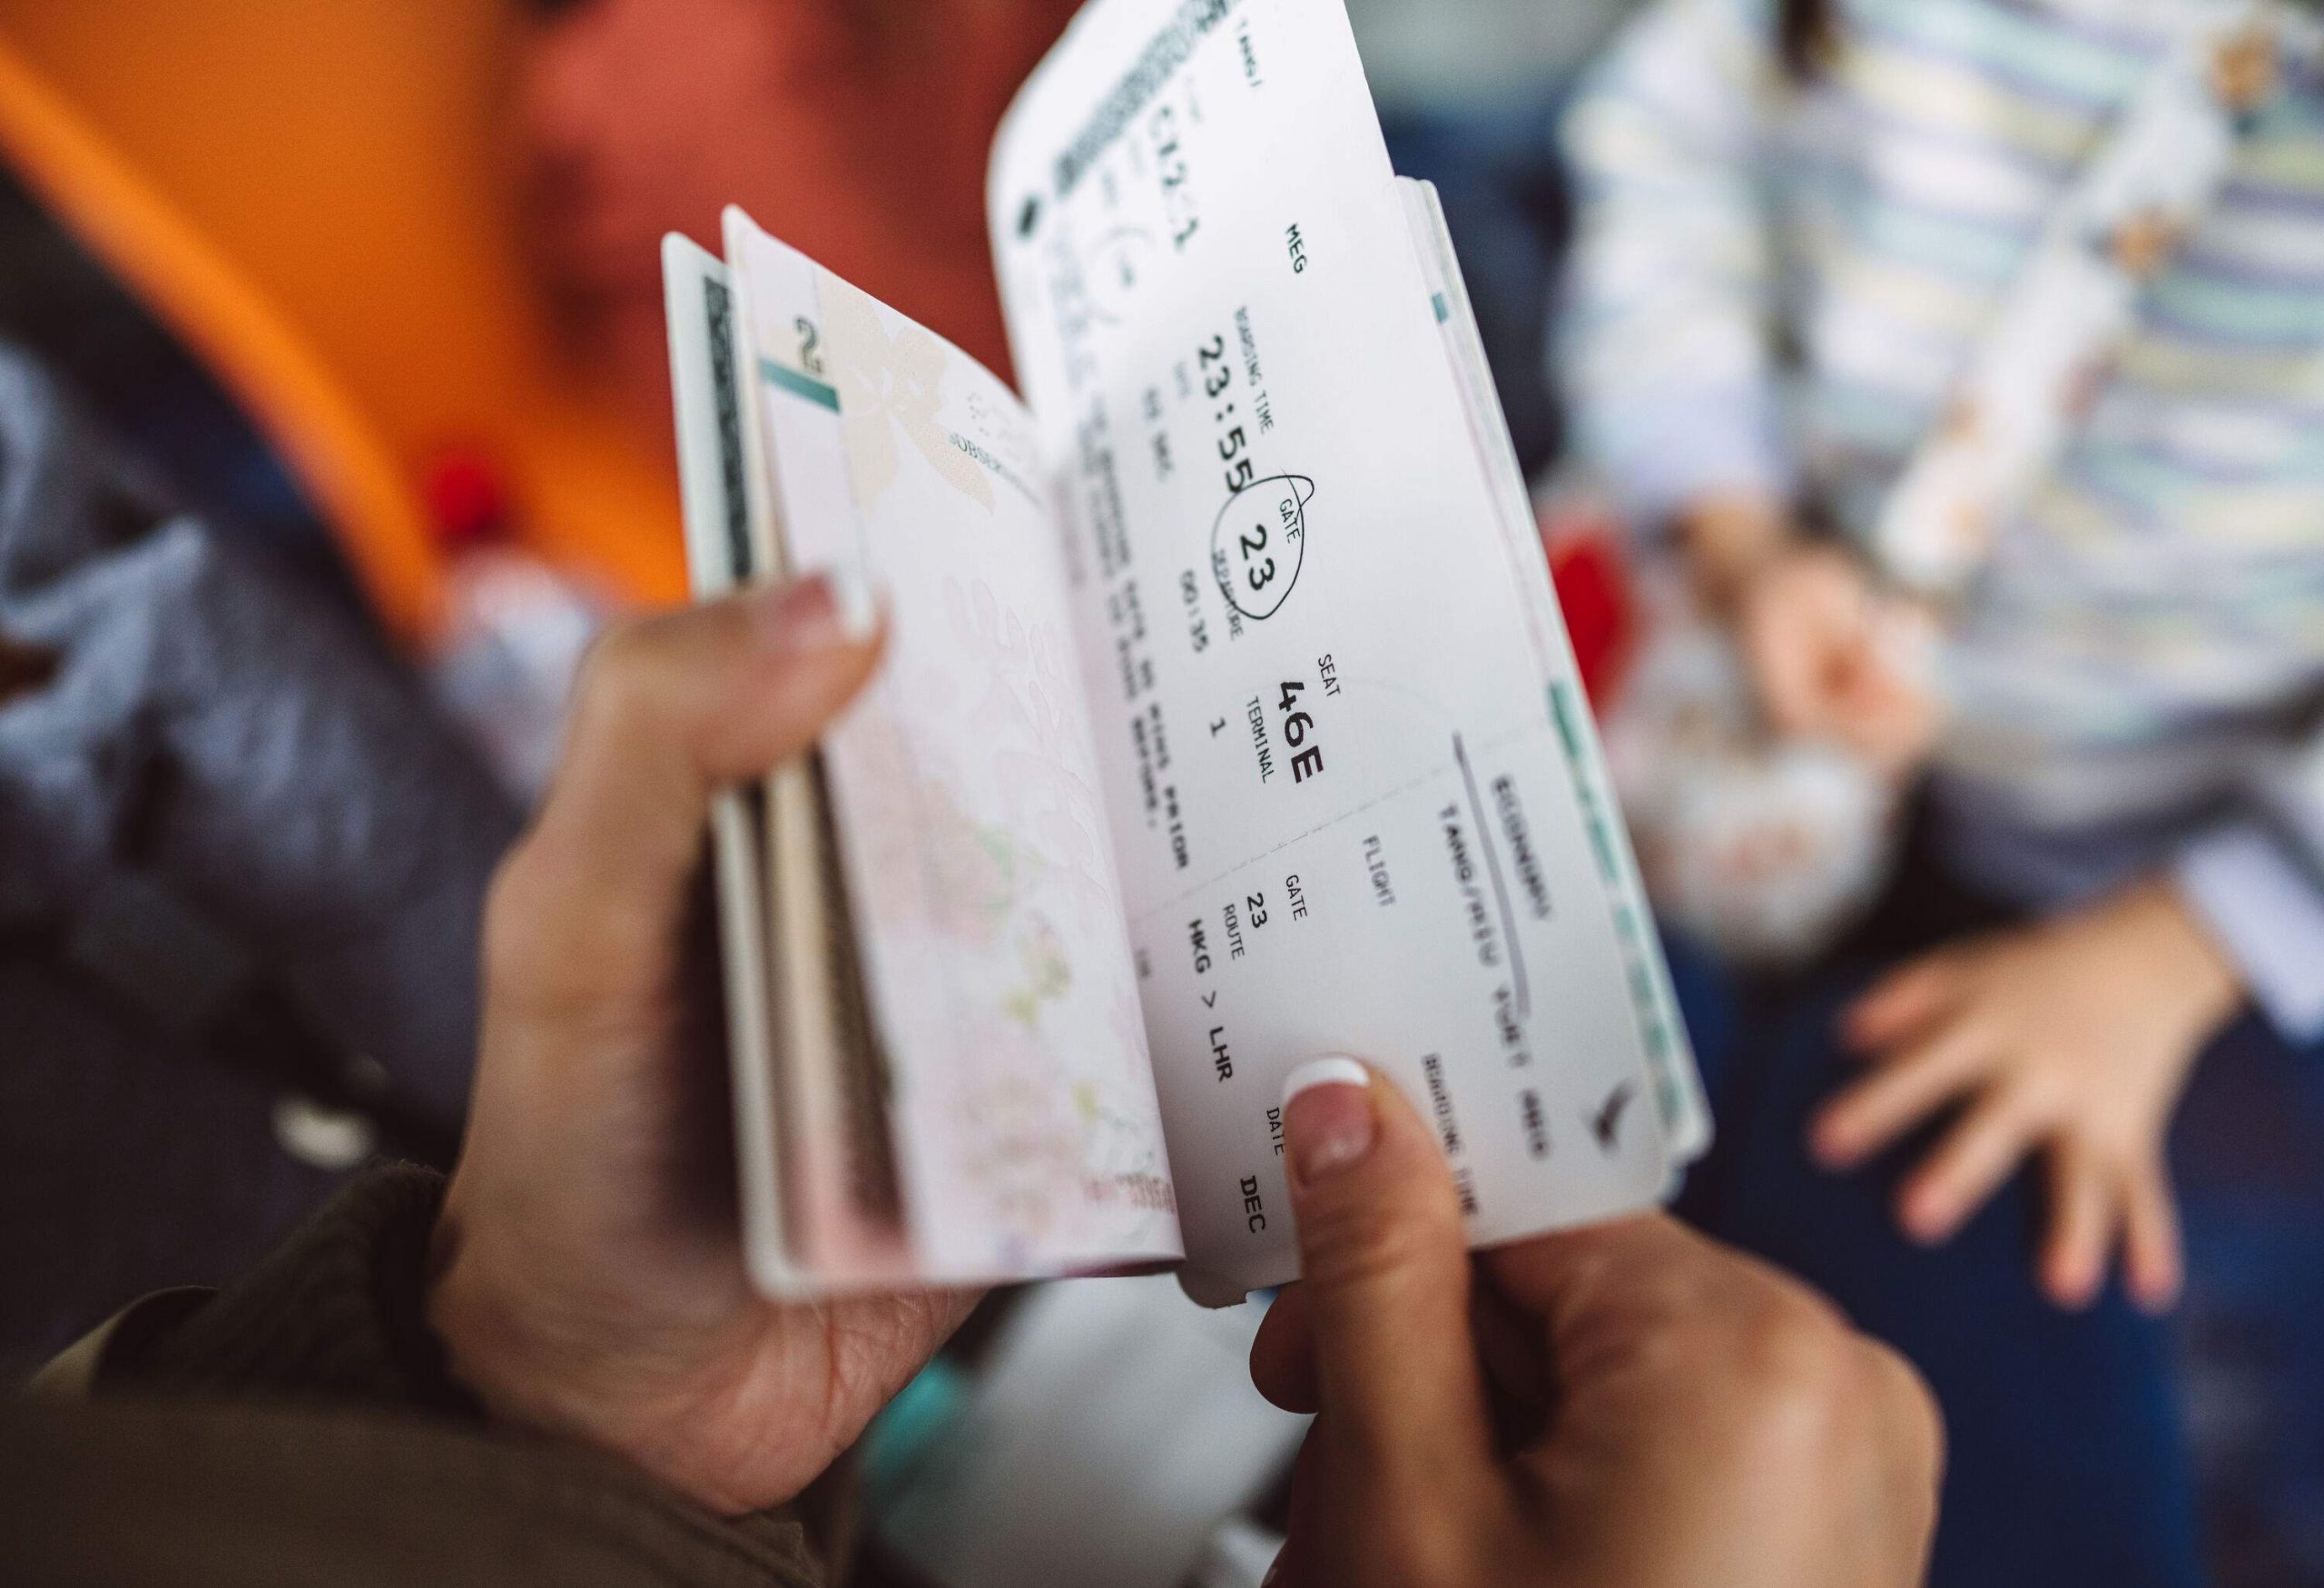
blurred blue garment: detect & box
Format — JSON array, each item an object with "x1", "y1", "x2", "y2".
[
  {"x1": 2171, "y1": 1011, "x2": 2324, "y2": 1585},
  {"x1": 1669, "y1": 830, "x2": 2324, "y2": 1586},
  {"x1": 1679, "y1": 963, "x2": 2205, "y2": 1588},
  {"x1": 0, "y1": 340, "x2": 519, "y2": 1376}
]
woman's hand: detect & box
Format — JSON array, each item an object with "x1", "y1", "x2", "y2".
[
  {"x1": 1250, "y1": 1059, "x2": 1942, "y2": 1588},
  {"x1": 428, "y1": 574, "x2": 980, "y2": 1514},
  {"x1": 1811, "y1": 879, "x2": 2243, "y2": 1312}
]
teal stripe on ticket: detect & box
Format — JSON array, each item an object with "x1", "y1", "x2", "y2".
[
  {"x1": 1432, "y1": 292, "x2": 1450, "y2": 324},
  {"x1": 1548, "y1": 682, "x2": 1583, "y2": 762},
  {"x1": 759, "y1": 357, "x2": 840, "y2": 412}
]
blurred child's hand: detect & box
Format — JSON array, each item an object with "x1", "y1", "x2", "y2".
[
  {"x1": 1675, "y1": 490, "x2": 1795, "y2": 612},
  {"x1": 1809, "y1": 880, "x2": 2242, "y2": 1311},
  {"x1": 1735, "y1": 542, "x2": 1936, "y2": 780},
  {"x1": 1670, "y1": 493, "x2": 1937, "y2": 779}
]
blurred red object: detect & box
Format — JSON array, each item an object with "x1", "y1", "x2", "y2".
[
  {"x1": 424, "y1": 447, "x2": 512, "y2": 551},
  {"x1": 1541, "y1": 498, "x2": 1637, "y2": 714},
  {"x1": 0, "y1": 0, "x2": 692, "y2": 645}
]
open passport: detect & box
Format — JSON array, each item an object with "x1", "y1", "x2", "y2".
[{"x1": 660, "y1": 0, "x2": 1707, "y2": 1307}]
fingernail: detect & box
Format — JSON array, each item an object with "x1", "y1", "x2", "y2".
[
  {"x1": 756, "y1": 567, "x2": 881, "y2": 648},
  {"x1": 820, "y1": 565, "x2": 881, "y2": 643},
  {"x1": 1281, "y1": 1056, "x2": 1374, "y2": 1185}
]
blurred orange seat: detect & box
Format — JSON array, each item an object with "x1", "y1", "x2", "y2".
[{"x1": 0, "y1": 0, "x2": 686, "y2": 645}]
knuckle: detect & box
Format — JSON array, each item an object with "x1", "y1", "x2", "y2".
[
  {"x1": 571, "y1": 615, "x2": 681, "y2": 742},
  {"x1": 576, "y1": 613, "x2": 655, "y2": 690},
  {"x1": 1996, "y1": 1078, "x2": 2058, "y2": 1129},
  {"x1": 478, "y1": 846, "x2": 585, "y2": 1019},
  {"x1": 2009, "y1": 1066, "x2": 2062, "y2": 1111},
  {"x1": 1607, "y1": 1307, "x2": 1698, "y2": 1386},
  {"x1": 2084, "y1": 1133, "x2": 2134, "y2": 1176},
  {"x1": 1863, "y1": 1339, "x2": 1946, "y2": 1479},
  {"x1": 1610, "y1": 1243, "x2": 1828, "y2": 1373},
  {"x1": 1704, "y1": 1278, "x2": 1866, "y2": 1455},
  {"x1": 1593, "y1": 1239, "x2": 1945, "y2": 1504},
  {"x1": 477, "y1": 839, "x2": 596, "y2": 1018},
  {"x1": 1734, "y1": 1290, "x2": 1854, "y2": 1406},
  {"x1": 1295, "y1": 1193, "x2": 1451, "y2": 1292}
]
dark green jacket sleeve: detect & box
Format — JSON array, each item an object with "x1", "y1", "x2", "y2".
[
  {"x1": 92, "y1": 1162, "x2": 474, "y2": 1411},
  {"x1": 15, "y1": 1164, "x2": 838, "y2": 1587}
]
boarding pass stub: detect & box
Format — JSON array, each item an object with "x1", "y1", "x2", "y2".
[{"x1": 990, "y1": 0, "x2": 1694, "y2": 1297}]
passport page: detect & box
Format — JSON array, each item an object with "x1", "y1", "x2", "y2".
[
  {"x1": 990, "y1": 0, "x2": 1702, "y2": 1300},
  {"x1": 724, "y1": 212, "x2": 1183, "y2": 1282},
  {"x1": 664, "y1": 236, "x2": 800, "y2": 1293}
]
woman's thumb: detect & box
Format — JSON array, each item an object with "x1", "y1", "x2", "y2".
[{"x1": 1278, "y1": 1057, "x2": 1493, "y2": 1484}]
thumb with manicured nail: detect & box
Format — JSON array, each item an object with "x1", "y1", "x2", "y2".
[
  {"x1": 1272, "y1": 1057, "x2": 1495, "y2": 1536},
  {"x1": 1255, "y1": 1059, "x2": 1943, "y2": 1588}
]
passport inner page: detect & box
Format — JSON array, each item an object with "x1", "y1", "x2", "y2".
[
  {"x1": 990, "y1": 0, "x2": 1695, "y2": 1301},
  {"x1": 724, "y1": 212, "x2": 1183, "y2": 1282}
]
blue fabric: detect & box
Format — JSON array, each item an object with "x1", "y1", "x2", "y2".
[
  {"x1": 0, "y1": 340, "x2": 519, "y2": 1377},
  {"x1": 1669, "y1": 902, "x2": 2324, "y2": 1588},
  {"x1": 2171, "y1": 1012, "x2": 2324, "y2": 1584},
  {"x1": 1674, "y1": 951, "x2": 2204, "y2": 1588}
]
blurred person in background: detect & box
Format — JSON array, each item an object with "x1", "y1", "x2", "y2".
[
  {"x1": 510, "y1": 0, "x2": 1086, "y2": 433},
  {"x1": 1557, "y1": 0, "x2": 2324, "y2": 1583}
]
